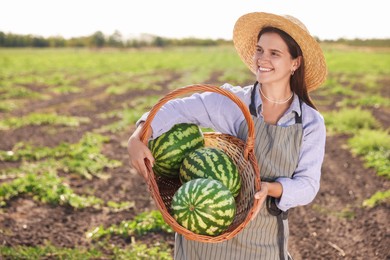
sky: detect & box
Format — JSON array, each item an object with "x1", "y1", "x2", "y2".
[{"x1": 1, "y1": 0, "x2": 389, "y2": 41}]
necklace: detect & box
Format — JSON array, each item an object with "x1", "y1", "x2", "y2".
[{"x1": 259, "y1": 86, "x2": 293, "y2": 104}]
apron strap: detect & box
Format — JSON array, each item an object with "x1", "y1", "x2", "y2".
[
  {"x1": 249, "y1": 82, "x2": 259, "y2": 117},
  {"x1": 295, "y1": 99, "x2": 303, "y2": 124}
]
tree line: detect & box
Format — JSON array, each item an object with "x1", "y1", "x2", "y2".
[
  {"x1": 0, "y1": 30, "x2": 389, "y2": 48},
  {"x1": 0, "y1": 30, "x2": 230, "y2": 48}
]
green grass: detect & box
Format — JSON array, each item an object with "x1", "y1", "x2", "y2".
[
  {"x1": 0, "y1": 99, "x2": 20, "y2": 112},
  {"x1": 311, "y1": 204, "x2": 355, "y2": 220},
  {"x1": 363, "y1": 190, "x2": 390, "y2": 208},
  {"x1": 0, "y1": 133, "x2": 123, "y2": 208},
  {"x1": 0, "y1": 244, "x2": 102, "y2": 259},
  {"x1": 0, "y1": 112, "x2": 90, "y2": 130},
  {"x1": 0, "y1": 171, "x2": 104, "y2": 208},
  {"x1": 87, "y1": 210, "x2": 173, "y2": 240},
  {"x1": 348, "y1": 129, "x2": 390, "y2": 177},
  {"x1": 323, "y1": 107, "x2": 380, "y2": 135},
  {"x1": 0, "y1": 85, "x2": 44, "y2": 99},
  {"x1": 324, "y1": 47, "x2": 390, "y2": 76},
  {"x1": 112, "y1": 242, "x2": 172, "y2": 260},
  {"x1": 0, "y1": 46, "x2": 247, "y2": 88},
  {"x1": 339, "y1": 94, "x2": 390, "y2": 108},
  {"x1": 97, "y1": 95, "x2": 162, "y2": 133},
  {"x1": 0, "y1": 133, "x2": 122, "y2": 179},
  {"x1": 0, "y1": 242, "x2": 173, "y2": 260}
]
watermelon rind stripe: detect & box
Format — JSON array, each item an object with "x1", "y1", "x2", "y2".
[
  {"x1": 179, "y1": 147, "x2": 241, "y2": 197},
  {"x1": 148, "y1": 123, "x2": 204, "y2": 178},
  {"x1": 171, "y1": 178, "x2": 236, "y2": 236}
]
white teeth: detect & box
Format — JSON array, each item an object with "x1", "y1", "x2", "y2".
[{"x1": 259, "y1": 67, "x2": 272, "y2": 72}]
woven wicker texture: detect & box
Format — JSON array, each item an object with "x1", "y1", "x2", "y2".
[
  {"x1": 140, "y1": 84, "x2": 261, "y2": 243},
  {"x1": 233, "y1": 12, "x2": 327, "y2": 92}
]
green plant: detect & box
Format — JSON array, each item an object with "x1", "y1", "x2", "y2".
[
  {"x1": 0, "y1": 244, "x2": 102, "y2": 259},
  {"x1": 0, "y1": 112, "x2": 90, "y2": 130},
  {"x1": 105, "y1": 201, "x2": 135, "y2": 212},
  {"x1": 363, "y1": 190, "x2": 390, "y2": 208},
  {"x1": 112, "y1": 242, "x2": 172, "y2": 260},
  {"x1": 339, "y1": 95, "x2": 390, "y2": 108},
  {"x1": 0, "y1": 171, "x2": 103, "y2": 208},
  {"x1": 311, "y1": 204, "x2": 356, "y2": 220},
  {"x1": 0, "y1": 241, "x2": 173, "y2": 259},
  {"x1": 97, "y1": 108, "x2": 146, "y2": 133},
  {"x1": 51, "y1": 85, "x2": 81, "y2": 94},
  {"x1": 348, "y1": 129, "x2": 390, "y2": 177},
  {"x1": 0, "y1": 133, "x2": 122, "y2": 179},
  {"x1": 323, "y1": 108, "x2": 380, "y2": 135},
  {"x1": 87, "y1": 210, "x2": 173, "y2": 240}
]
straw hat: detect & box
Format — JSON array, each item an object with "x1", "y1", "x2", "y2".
[{"x1": 233, "y1": 12, "x2": 327, "y2": 92}]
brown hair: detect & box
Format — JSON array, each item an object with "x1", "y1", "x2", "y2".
[{"x1": 258, "y1": 26, "x2": 317, "y2": 110}]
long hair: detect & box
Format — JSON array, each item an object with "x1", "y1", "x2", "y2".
[{"x1": 258, "y1": 27, "x2": 317, "y2": 110}]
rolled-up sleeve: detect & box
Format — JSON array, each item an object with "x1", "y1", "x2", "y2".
[{"x1": 276, "y1": 109, "x2": 326, "y2": 212}]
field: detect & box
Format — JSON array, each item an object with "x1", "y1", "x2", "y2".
[{"x1": 0, "y1": 45, "x2": 389, "y2": 259}]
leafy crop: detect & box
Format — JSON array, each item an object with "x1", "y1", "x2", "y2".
[
  {"x1": 0, "y1": 171, "x2": 103, "y2": 208},
  {"x1": 87, "y1": 210, "x2": 173, "y2": 240},
  {"x1": 323, "y1": 108, "x2": 380, "y2": 135},
  {"x1": 0, "y1": 133, "x2": 122, "y2": 208},
  {"x1": 363, "y1": 190, "x2": 390, "y2": 208},
  {"x1": 0, "y1": 112, "x2": 90, "y2": 130},
  {"x1": 0, "y1": 132, "x2": 121, "y2": 179},
  {"x1": 0, "y1": 242, "x2": 172, "y2": 260},
  {"x1": 348, "y1": 129, "x2": 390, "y2": 177},
  {"x1": 0, "y1": 244, "x2": 102, "y2": 259}
]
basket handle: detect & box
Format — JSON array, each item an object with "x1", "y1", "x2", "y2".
[{"x1": 140, "y1": 84, "x2": 255, "y2": 159}]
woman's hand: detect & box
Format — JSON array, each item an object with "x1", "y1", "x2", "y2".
[
  {"x1": 127, "y1": 123, "x2": 154, "y2": 181},
  {"x1": 250, "y1": 181, "x2": 283, "y2": 221},
  {"x1": 250, "y1": 182, "x2": 269, "y2": 221}
]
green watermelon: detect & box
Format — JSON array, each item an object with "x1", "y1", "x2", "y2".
[
  {"x1": 148, "y1": 123, "x2": 204, "y2": 178},
  {"x1": 179, "y1": 147, "x2": 241, "y2": 197},
  {"x1": 171, "y1": 178, "x2": 236, "y2": 236}
]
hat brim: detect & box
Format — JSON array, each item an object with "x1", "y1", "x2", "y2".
[{"x1": 233, "y1": 12, "x2": 327, "y2": 92}]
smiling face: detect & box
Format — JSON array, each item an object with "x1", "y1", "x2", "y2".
[{"x1": 253, "y1": 32, "x2": 300, "y2": 88}]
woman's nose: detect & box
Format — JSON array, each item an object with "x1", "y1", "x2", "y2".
[{"x1": 255, "y1": 53, "x2": 269, "y2": 63}]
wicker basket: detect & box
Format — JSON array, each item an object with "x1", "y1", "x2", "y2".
[{"x1": 140, "y1": 84, "x2": 261, "y2": 243}]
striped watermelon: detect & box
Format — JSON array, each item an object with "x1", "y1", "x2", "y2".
[
  {"x1": 148, "y1": 123, "x2": 204, "y2": 178},
  {"x1": 171, "y1": 178, "x2": 236, "y2": 236},
  {"x1": 179, "y1": 147, "x2": 241, "y2": 197}
]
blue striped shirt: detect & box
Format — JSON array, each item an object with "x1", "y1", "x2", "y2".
[{"x1": 138, "y1": 83, "x2": 326, "y2": 211}]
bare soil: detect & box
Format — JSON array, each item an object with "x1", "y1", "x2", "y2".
[{"x1": 0, "y1": 73, "x2": 389, "y2": 260}]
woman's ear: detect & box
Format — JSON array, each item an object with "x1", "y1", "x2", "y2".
[{"x1": 292, "y1": 56, "x2": 302, "y2": 71}]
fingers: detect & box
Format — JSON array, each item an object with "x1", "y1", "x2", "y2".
[
  {"x1": 143, "y1": 148, "x2": 155, "y2": 167},
  {"x1": 130, "y1": 154, "x2": 153, "y2": 181},
  {"x1": 128, "y1": 136, "x2": 155, "y2": 181},
  {"x1": 255, "y1": 182, "x2": 269, "y2": 199},
  {"x1": 250, "y1": 182, "x2": 269, "y2": 221},
  {"x1": 254, "y1": 187, "x2": 267, "y2": 199},
  {"x1": 133, "y1": 159, "x2": 149, "y2": 181},
  {"x1": 250, "y1": 200, "x2": 262, "y2": 221}
]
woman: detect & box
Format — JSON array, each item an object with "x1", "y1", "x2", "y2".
[{"x1": 128, "y1": 12, "x2": 327, "y2": 260}]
